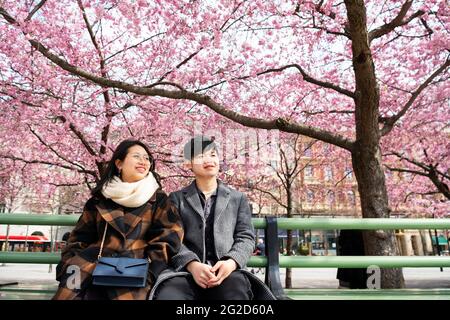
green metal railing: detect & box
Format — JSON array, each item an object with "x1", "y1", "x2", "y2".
[
  {"x1": 0, "y1": 213, "x2": 79, "y2": 226},
  {"x1": 1, "y1": 214, "x2": 450, "y2": 268},
  {"x1": 2, "y1": 214, "x2": 450, "y2": 229},
  {"x1": 2, "y1": 252, "x2": 450, "y2": 268}
]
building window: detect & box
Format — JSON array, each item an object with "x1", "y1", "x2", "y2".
[
  {"x1": 385, "y1": 169, "x2": 392, "y2": 179},
  {"x1": 270, "y1": 160, "x2": 278, "y2": 170},
  {"x1": 347, "y1": 191, "x2": 356, "y2": 206},
  {"x1": 304, "y1": 143, "x2": 313, "y2": 157},
  {"x1": 327, "y1": 191, "x2": 335, "y2": 206},
  {"x1": 306, "y1": 190, "x2": 315, "y2": 203},
  {"x1": 344, "y1": 167, "x2": 353, "y2": 180},
  {"x1": 305, "y1": 165, "x2": 314, "y2": 178},
  {"x1": 324, "y1": 166, "x2": 333, "y2": 181},
  {"x1": 402, "y1": 172, "x2": 412, "y2": 181}
]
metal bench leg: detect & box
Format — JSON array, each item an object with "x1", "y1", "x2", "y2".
[{"x1": 264, "y1": 216, "x2": 289, "y2": 300}]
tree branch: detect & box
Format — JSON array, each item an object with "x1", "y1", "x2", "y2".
[
  {"x1": 77, "y1": 0, "x2": 112, "y2": 159},
  {"x1": 385, "y1": 152, "x2": 450, "y2": 200},
  {"x1": 197, "y1": 63, "x2": 355, "y2": 98},
  {"x1": 0, "y1": 7, "x2": 355, "y2": 152},
  {"x1": 385, "y1": 165, "x2": 428, "y2": 177},
  {"x1": 0, "y1": 155, "x2": 97, "y2": 176},
  {"x1": 27, "y1": 124, "x2": 89, "y2": 173},
  {"x1": 253, "y1": 64, "x2": 355, "y2": 98},
  {"x1": 368, "y1": 1, "x2": 425, "y2": 43},
  {"x1": 105, "y1": 33, "x2": 165, "y2": 62},
  {"x1": 314, "y1": 0, "x2": 337, "y2": 20},
  {"x1": 385, "y1": 151, "x2": 430, "y2": 172},
  {"x1": 404, "y1": 190, "x2": 441, "y2": 203},
  {"x1": 249, "y1": 185, "x2": 287, "y2": 209},
  {"x1": 381, "y1": 56, "x2": 450, "y2": 136},
  {"x1": 156, "y1": 2, "x2": 246, "y2": 84},
  {"x1": 157, "y1": 48, "x2": 203, "y2": 83},
  {"x1": 25, "y1": 0, "x2": 47, "y2": 21},
  {"x1": 36, "y1": 43, "x2": 355, "y2": 151},
  {"x1": 55, "y1": 115, "x2": 98, "y2": 157}
]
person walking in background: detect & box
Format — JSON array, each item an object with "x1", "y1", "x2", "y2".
[
  {"x1": 336, "y1": 229, "x2": 368, "y2": 289},
  {"x1": 251, "y1": 239, "x2": 265, "y2": 274}
]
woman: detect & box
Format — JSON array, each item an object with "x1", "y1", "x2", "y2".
[{"x1": 53, "y1": 139, "x2": 183, "y2": 300}]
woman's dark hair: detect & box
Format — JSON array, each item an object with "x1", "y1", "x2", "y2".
[{"x1": 91, "y1": 139, "x2": 161, "y2": 197}]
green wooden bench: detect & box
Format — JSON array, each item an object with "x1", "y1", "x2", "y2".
[{"x1": 1, "y1": 214, "x2": 450, "y2": 300}]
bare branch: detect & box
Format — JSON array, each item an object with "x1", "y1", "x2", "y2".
[
  {"x1": 35, "y1": 43, "x2": 355, "y2": 151},
  {"x1": 77, "y1": 0, "x2": 103, "y2": 59},
  {"x1": 333, "y1": 170, "x2": 353, "y2": 187},
  {"x1": 249, "y1": 185, "x2": 287, "y2": 209}
]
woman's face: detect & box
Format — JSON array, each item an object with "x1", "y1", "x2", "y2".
[{"x1": 115, "y1": 145, "x2": 151, "y2": 183}]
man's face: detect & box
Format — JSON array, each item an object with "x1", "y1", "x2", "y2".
[{"x1": 187, "y1": 148, "x2": 219, "y2": 178}]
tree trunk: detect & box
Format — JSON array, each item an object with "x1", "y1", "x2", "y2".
[
  {"x1": 346, "y1": 0, "x2": 404, "y2": 288},
  {"x1": 285, "y1": 182, "x2": 293, "y2": 288}
]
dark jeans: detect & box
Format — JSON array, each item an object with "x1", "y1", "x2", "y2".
[{"x1": 154, "y1": 271, "x2": 253, "y2": 300}]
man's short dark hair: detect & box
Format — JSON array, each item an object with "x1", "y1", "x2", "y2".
[{"x1": 183, "y1": 135, "x2": 218, "y2": 160}]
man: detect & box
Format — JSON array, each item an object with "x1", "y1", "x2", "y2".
[
  {"x1": 151, "y1": 135, "x2": 274, "y2": 300},
  {"x1": 252, "y1": 239, "x2": 265, "y2": 274}
]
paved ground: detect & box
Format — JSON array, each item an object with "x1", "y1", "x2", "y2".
[{"x1": 1, "y1": 263, "x2": 450, "y2": 288}]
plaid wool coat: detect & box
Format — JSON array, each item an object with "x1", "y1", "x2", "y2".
[{"x1": 53, "y1": 189, "x2": 183, "y2": 300}]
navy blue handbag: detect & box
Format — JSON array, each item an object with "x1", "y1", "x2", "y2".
[{"x1": 92, "y1": 224, "x2": 149, "y2": 288}]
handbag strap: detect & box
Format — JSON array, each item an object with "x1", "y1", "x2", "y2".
[{"x1": 98, "y1": 223, "x2": 108, "y2": 260}]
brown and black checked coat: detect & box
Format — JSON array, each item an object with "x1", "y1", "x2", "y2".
[{"x1": 53, "y1": 189, "x2": 183, "y2": 300}]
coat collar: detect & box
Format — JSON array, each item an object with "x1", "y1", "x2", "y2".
[
  {"x1": 182, "y1": 180, "x2": 231, "y2": 221},
  {"x1": 95, "y1": 191, "x2": 158, "y2": 237},
  {"x1": 214, "y1": 181, "x2": 231, "y2": 223}
]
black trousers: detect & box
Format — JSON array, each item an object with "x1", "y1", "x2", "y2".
[{"x1": 154, "y1": 271, "x2": 253, "y2": 300}]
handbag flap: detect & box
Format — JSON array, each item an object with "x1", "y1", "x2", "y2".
[
  {"x1": 94, "y1": 257, "x2": 149, "y2": 276},
  {"x1": 98, "y1": 257, "x2": 148, "y2": 268}
]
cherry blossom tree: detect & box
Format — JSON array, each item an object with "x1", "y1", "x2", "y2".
[
  {"x1": 383, "y1": 128, "x2": 449, "y2": 217},
  {"x1": 0, "y1": 0, "x2": 448, "y2": 287}
]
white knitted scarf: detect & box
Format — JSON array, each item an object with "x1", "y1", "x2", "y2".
[{"x1": 101, "y1": 172, "x2": 159, "y2": 208}]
